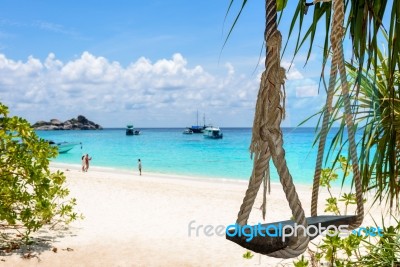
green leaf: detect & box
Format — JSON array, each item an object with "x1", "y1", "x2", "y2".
[
  {"x1": 0, "y1": 102, "x2": 80, "y2": 248},
  {"x1": 242, "y1": 251, "x2": 254, "y2": 259},
  {"x1": 276, "y1": 0, "x2": 288, "y2": 12}
]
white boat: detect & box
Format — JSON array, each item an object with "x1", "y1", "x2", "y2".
[
  {"x1": 203, "y1": 126, "x2": 223, "y2": 139},
  {"x1": 183, "y1": 128, "x2": 193, "y2": 134},
  {"x1": 49, "y1": 141, "x2": 81, "y2": 153}
]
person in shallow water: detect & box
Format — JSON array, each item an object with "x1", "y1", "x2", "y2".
[{"x1": 85, "y1": 154, "x2": 92, "y2": 172}]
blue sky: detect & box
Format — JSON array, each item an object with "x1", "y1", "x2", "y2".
[{"x1": 0, "y1": 0, "x2": 332, "y2": 127}]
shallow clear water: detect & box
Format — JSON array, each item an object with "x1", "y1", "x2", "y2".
[{"x1": 36, "y1": 128, "x2": 354, "y2": 185}]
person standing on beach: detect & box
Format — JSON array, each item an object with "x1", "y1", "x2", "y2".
[
  {"x1": 85, "y1": 154, "x2": 92, "y2": 172},
  {"x1": 138, "y1": 159, "x2": 142, "y2": 175},
  {"x1": 81, "y1": 155, "x2": 86, "y2": 172}
]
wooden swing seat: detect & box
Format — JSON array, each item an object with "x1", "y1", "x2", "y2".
[{"x1": 226, "y1": 215, "x2": 356, "y2": 255}]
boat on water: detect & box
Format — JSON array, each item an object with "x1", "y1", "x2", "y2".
[
  {"x1": 189, "y1": 125, "x2": 206, "y2": 133},
  {"x1": 126, "y1": 125, "x2": 140, "y2": 135},
  {"x1": 182, "y1": 128, "x2": 193, "y2": 134},
  {"x1": 188, "y1": 111, "x2": 206, "y2": 133},
  {"x1": 203, "y1": 126, "x2": 223, "y2": 139},
  {"x1": 49, "y1": 141, "x2": 82, "y2": 153}
]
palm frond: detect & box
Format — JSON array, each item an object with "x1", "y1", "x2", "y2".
[
  {"x1": 285, "y1": 0, "x2": 398, "y2": 83},
  {"x1": 313, "y1": 49, "x2": 400, "y2": 210}
]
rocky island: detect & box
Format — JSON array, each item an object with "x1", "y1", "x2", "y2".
[{"x1": 33, "y1": 115, "x2": 103, "y2": 130}]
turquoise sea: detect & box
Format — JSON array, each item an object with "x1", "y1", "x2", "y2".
[{"x1": 36, "y1": 128, "x2": 353, "y2": 185}]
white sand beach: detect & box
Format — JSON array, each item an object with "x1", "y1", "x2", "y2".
[{"x1": 1, "y1": 164, "x2": 391, "y2": 267}]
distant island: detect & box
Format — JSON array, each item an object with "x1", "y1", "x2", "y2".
[{"x1": 33, "y1": 115, "x2": 103, "y2": 130}]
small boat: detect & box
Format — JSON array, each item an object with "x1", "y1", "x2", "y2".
[
  {"x1": 189, "y1": 125, "x2": 206, "y2": 133},
  {"x1": 183, "y1": 128, "x2": 193, "y2": 134},
  {"x1": 49, "y1": 141, "x2": 82, "y2": 153},
  {"x1": 203, "y1": 126, "x2": 223, "y2": 139},
  {"x1": 126, "y1": 125, "x2": 140, "y2": 135},
  {"x1": 188, "y1": 111, "x2": 206, "y2": 133}
]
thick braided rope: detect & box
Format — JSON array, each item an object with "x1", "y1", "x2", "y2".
[
  {"x1": 337, "y1": 44, "x2": 364, "y2": 229},
  {"x1": 264, "y1": 129, "x2": 309, "y2": 258},
  {"x1": 259, "y1": 0, "x2": 309, "y2": 258},
  {"x1": 332, "y1": 2, "x2": 363, "y2": 227},
  {"x1": 311, "y1": 0, "x2": 342, "y2": 217},
  {"x1": 236, "y1": 0, "x2": 309, "y2": 258},
  {"x1": 237, "y1": 141, "x2": 271, "y2": 226},
  {"x1": 237, "y1": 0, "x2": 278, "y2": 227},
  {"x1": 260, "y1": 159, "x2": 271, "y2": 219},
  {"x1": 311, "y1": 52, "x2": 338, "y2": 216},
  {"x1": 311, "y1": 0, "x2": 364, "y2": 227}
]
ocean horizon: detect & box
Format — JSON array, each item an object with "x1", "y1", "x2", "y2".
[{"x1": 36, "y1": 127, "x2": 353, "y2": 186}]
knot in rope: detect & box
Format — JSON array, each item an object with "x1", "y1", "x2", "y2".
[{"x1": 266, "y1": 31, "x2": 281, "y2": 48}]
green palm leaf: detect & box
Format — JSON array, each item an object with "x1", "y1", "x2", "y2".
[{"x1": 313, "y1": 41, "x2": 399, "y2": 209}]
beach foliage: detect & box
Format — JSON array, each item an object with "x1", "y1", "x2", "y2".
[
  {"x1": 318, "y1": 158, "x2": 361, "y2": 216},
  {"x1": 293, "y1": 164, "x2": 400, "y2": 266},
  {"x1": 358, "y1": 222, "x2": 400, "y2": 266},
  {"x1": 283, "y1": 0, "x2": 398, "y2": 81},
  {"x1": 242, "y1": 250, "x2": 254, "y2": 259},
  {"x1": 0, "y1": 103, "x2": 78, "y2": 248},
  {"x1": 311, "y1": 40, "x2": 400, "y2": 210},
  {"x1": 294, "y1": 219, "x2": 400, "y2": 266},
  {"x1": 293, "y1": 255, "x2": 309, "y2": 267}
]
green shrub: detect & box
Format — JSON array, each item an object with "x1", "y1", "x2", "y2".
[
  {"x1": 0, "y1": 103, "x2": 78, "y2": 247},
  {"x1": 293, "y1": 157, "x2": 400, "y2": 266}
]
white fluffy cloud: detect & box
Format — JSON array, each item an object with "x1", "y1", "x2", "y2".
[
  {"x1": 295, "y1": 85, "x2": 318, "y2": 97},
  {"x1": 0, "y1": 52, "x2": 321, "y2": 127},
  {"x1": 0, "y1": 52, "x2": 262, "y2": 126},
  {"x1": 281, "y1": 61, "x2": 304, "y2": 80},
  {"x1": 280, "y1": 61, "x2": 319, "y2": 98}
]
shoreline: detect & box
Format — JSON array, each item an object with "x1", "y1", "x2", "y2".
[
  {"x1": 2, "y1": 162, "x2": 388, "y2": 266},
  {"x1": 50, "y1": 161, "x2": 353, "y2": 190},
  {"x1": 50, "y1": 162, "x2": 252, "y2": 186}
]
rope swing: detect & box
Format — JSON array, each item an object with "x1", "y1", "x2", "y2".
[{"x1": 226, "y1": 0, "x2": 364, "y2": 258}]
